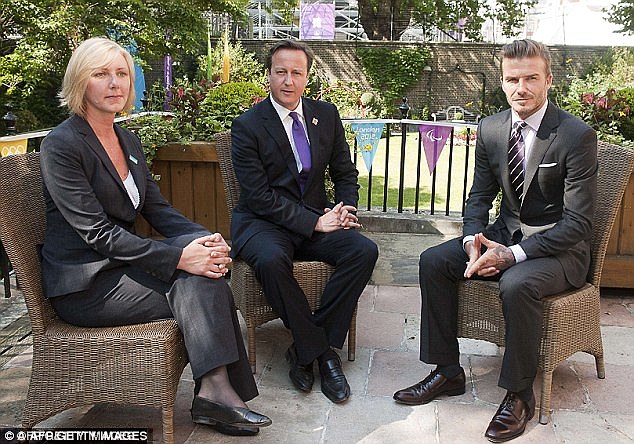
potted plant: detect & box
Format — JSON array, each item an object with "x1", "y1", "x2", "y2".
[{"x1": 122, "y1": 37, "x2": 267, "y2": 239}]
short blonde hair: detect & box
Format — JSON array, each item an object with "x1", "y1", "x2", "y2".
[{"x1": 61, "y1": 37, "x2": 136, "y2": 116}]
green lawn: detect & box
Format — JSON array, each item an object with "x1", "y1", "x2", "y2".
[{"x1": 349, "y1": 131, "x2": 476, "y2": 214}]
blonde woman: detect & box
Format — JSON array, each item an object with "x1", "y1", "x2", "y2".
[{"x1": 40, "y1": 37, "x2": 271, "y2": 437}]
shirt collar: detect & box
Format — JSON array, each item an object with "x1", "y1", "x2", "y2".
[
  {"x1": 270, "y1": 95, "x2": 304, "y2": 122},
  {"x1": 512, "y1": 100, "x2": 548, "y2": 132}
]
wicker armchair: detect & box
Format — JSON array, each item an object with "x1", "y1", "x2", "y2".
[
  {"x1": 0, "y1": 153, "x2": 188, "y2": 444},
  {"x1": 213, "y1": 131, "x2": 356, "y2": 373},
  {"x1": 457, "y1": 141, "x2": 634, "y2": 425}
]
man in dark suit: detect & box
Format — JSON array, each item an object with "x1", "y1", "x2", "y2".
[
  {"x1": 230, "y1": 39, "x2": 378, "y2": 403},
  {"x1": 393, "y1": 39, "x2": 597, "y2": 442}
]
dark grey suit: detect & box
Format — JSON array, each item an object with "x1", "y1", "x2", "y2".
[
  {"x1": 231, "y1": 97, "x2": 378, "y2": 365},
  {"x1": 419, "y1": 103, "x2": 597, "y2": 391},
  {"x1": 40, "y1": 115, "x2": 257, "y2": 400}
]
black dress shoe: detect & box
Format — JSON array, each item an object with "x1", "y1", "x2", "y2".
[
  {"x1": 393, "y1": 368, "x2": 466, "y2": 405},
  {"x1": 485, "y1": 391, "x2": 535, "y2": 442},
  {"x1": 210, "y1": 423, "x2": 259, "y2": 436},
  {"x1": 190, "y1": 396, "x2": 272, "y2": 428},
  {"x1": 318, "y1": 350, "x2": 350, "y2": 403},
  {"x1": 285, "y1": 344, "x2": 314, "y2": 392}
]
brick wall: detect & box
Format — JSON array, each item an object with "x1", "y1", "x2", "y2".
[{"x1": 238, "y1": 40, "x2": 610, "y2": 118}]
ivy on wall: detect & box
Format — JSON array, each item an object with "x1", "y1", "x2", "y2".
[{"x1": 356, "y1": 46, "x2": 431, "y2": 113}]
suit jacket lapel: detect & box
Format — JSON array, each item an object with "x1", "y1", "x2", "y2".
[
  {"x1": 74, "y1": 116, "x2": 125, "y2": 193},
  {"x1": 523, "y1": 103, "x2": 559, "y2": 201},
  {"x1": 261, "y1": 97, "x2": 301, "y2": 184}
]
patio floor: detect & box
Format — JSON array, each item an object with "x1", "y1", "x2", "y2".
[{"x1": 1, "y1": 272, "x2": 633, "y2": 443}]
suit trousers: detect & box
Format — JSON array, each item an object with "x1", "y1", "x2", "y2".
[
  {"x1": 49, "y1": 233, "x2": 258, "y2": 402},
  {"x1": 418, "y1": 237, "x2": 572, "y2": 392},
  {"x1": 238, "y1": 227, "x2": 378, "y2": 365}
]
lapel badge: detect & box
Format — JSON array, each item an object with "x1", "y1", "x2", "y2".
[
  {"x1": 129, "y1": 154, "x2": 138, "y2": 164},
  {"x1": 312, "y1": 117, "x2": 318, "y2": 126}
]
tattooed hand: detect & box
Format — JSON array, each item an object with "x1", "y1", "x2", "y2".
[{"x1": 464, "y1": 233, "x2": 516, "y2": 278}]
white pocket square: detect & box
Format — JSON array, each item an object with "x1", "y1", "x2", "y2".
[{"x1": 538, "y1": 162, "x2": 557, "y2": 168}]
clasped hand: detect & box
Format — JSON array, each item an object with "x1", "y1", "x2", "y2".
[
  {"x1": 315, "y1": 201, "x2": 361, "y2": 232},
  {"x1": 177, "y1": 233, "x2": 232, "y2": 278},
  {"x1": 464, "y1": 233, "x2": 516, "y2": 278}
]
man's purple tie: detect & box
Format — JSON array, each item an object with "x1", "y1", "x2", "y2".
[
  {"x1": 508, "y1": 121, "x2": 527, "y2": 199},
  {"x1": 289, "y1": 112, "x2": 312, "y2": 190}
]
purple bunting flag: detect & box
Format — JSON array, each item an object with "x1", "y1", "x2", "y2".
[{"x1": 418, "y1": 124, "x2": 453, "y2": 174}]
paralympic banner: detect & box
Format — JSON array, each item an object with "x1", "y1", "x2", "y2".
[
  {"x1": 351, "y1": 122, "x2": 384, "y2": 173},
  {"x1": 418, "y1": 124, "x2": 453, "y2": 174},
  {"x1": 300, "y1": 2, "x2": 335, "y2": 40}
]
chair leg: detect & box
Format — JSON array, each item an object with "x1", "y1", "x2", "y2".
[
  {"x1": 595, "y1": 355, "x2": 606, "y2": 379},
  {"x1": 161, "y1": 407, "x2": 175, "y2": 444},
  {"x1": 539, "y1": 370, "x2": 554, "y2": 425},
  {"x1": 347, "y1": 309, "x2": 356, "y2": 362},
  {"x1": 0, "y1": 240, "x2": 11, "y2": 298},
  {"x1": 248, "y1": 324, "x2": 257, "y2": 373}
]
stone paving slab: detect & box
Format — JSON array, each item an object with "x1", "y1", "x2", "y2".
[
  {"x1": 552, "y1": 411, "x2": 634, "y2": 444},
  {"x1": 0, "y1": 284, "x2": 632, "y2": 443}
]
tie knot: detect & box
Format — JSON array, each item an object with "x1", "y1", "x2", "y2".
[
  {"x1": 513, "y1": 121, "x2": 527, "y2": 132},
  {"x1": 290, "y1": 112, "x2": 301, "y2": 123}
]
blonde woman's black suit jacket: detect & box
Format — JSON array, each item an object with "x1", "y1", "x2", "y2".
[{"x1": 40, "y1": 115, "x2": 209, "y2": 299}]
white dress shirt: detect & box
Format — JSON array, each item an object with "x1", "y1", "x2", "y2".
[{"x1": 270, "y1": 96, "x2": 311, "y2": 174}]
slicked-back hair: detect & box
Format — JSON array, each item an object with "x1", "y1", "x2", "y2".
[
  {"x1": 61, "y1": 37, "x2": 136, "y2": 117},
  {"x1": 265, "y1": 39, "x2": 314, "y2": 73},
  {"x1": 500, "y1": 39, "x2": 552, "y2": 76}
]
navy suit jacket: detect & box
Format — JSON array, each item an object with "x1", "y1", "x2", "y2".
[
  {"x1": 40, "y1": 115, "x2": 208, "y2": 298},
  {"x1": 463, "y1": 102, "x2": 598, "y2": 287},
  {"x1": 230, "y1": 97, "x2": 359, "y2": 256}
]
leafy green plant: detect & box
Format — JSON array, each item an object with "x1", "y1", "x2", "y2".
[
  {"x1": 308, "y1": 78, "x2": 383, "y2": 119},
  {"x1": 196, "y1": 37, "x2": 266, "y2": 86},
  {"x1": 560, "y1": 47, "x2": 634, "y2": 146},
  {"x1": 356, "y1": 46, "x2": 431, "y2": 113},
  {"x1": 169, "y1": 78, "x2": 216, "y2": 128},
  {"x1": 123, "y1": 114, "x2": 181, "y2": 168},
  {"x1": 123, "y1": 80, "x2": 265, "y2": 165},
  {"x1": 200, "y1": 81, "x2": 266, "y2": 132},
  {"x1": 575, "y1": 88, "x2": 632, "y2": 146},
  {"x1": 481, "y1": 86, "x2": 509, "y2": 117}
]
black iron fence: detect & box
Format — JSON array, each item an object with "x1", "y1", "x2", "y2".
[{"x1": 342, "y1": 118, "x2": 478, "y2": 217}]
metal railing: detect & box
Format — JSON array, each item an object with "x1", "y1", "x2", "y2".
[{"x1": 342, "y1": 118, "x2": 478, "y2": 217}]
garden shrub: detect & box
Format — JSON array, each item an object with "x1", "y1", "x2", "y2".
[
  {"x1": 307, "y1": 78, "x2": 384, "y2": 119},
  {"x1": 196, "y1": 36, "x2": 266, "y2": 87},
  {"x1": 356, "y1": 46, "x2": 431, "y2": 115},
  {"x1": 200, "y1": 81, "x2": 266, "y2": 133},
  {"x1": 561, "y1": 47, "x2": 634, "y2": 146}
]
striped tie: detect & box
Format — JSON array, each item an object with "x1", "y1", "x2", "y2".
[{"x1": 508, "y1": 121, "x2": 527, "y2": 199}]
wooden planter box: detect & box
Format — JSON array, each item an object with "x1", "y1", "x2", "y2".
[
  {"x1": 602, "y1": 172, "x2": 634, "y2": 288},
  {"x1": 135, "y1": 141, "x2": 231, "y2": 240}
]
